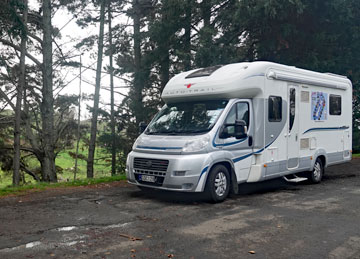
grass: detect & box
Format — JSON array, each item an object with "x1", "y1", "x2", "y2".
[
  {"x1": 352, "y1": 153, "x2": 360, "y2": 158},
  {"x1": 0, "y1": 140, "x2": 125, "y2": 190},
  {"x1": 0, "y1": 175, "x2": 127, "y2": 197}
]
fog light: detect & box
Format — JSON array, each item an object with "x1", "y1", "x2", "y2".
[
  {"x1": 173, "y1": 171, "x2": 186, "y2": 176},
  {"x1": 182, "y1": 183, "x2": 193, "y2": 189}
]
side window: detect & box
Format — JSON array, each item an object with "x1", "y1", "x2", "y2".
[
  {"x1": 225, "y1": 105, "x2": 236, "y2": 135},
  {"x1": 268, "y1": 96, "x2": 282, "y2": 122},
  {"x1": 329, "y1": 95, "x2": 341, "y2": 115},
  {"x1": 289, "y1": 88, "x2": 296, "y2": 132},
  {"x1": 237, "y1": 102, "x2": 249, "y2": 127},
  {"x1": 224, "y1": 102, "x2": 249, "y2": 136}
]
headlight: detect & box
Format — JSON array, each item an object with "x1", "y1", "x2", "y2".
[
  {"x1": 182, "y1": 136, "x2": 210, "y2": 153},
  {"x1": 132, "y1": 136, "x2": 142, "y2": 150}
]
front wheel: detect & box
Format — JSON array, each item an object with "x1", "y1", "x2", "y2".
[
  {"x1": 204, "y1": 165, "x2": 230, "y2": 203},
  {"x1": 308, "y1": 158, "x2": 324, "y2": 183}
]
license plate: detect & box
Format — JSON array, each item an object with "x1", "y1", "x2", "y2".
[{"x1": 140, "y1": 175, "x2": 156, "y2": 183}]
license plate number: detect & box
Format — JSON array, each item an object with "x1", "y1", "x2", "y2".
[{"x1": 140, "y1": 175, "x2": 156, "y2": 183}]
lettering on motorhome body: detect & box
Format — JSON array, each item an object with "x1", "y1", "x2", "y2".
[{"x1": 163, "y1": 87, "x2": 216, "y2": 96}]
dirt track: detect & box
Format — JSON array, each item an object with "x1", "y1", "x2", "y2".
[{"x1": 0, "y1": 160, "x2": 360, "y2": 259}]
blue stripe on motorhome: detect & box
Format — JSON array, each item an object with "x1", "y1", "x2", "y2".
[
  {"x1": 303, "y1": 126, "x2": 349, "y2": 134},
  {"x1": 137, "y1": 145, "x2": 182, "y2": 150},
  {"x1": 232, "y1": 139, "x2": 276, "y2": 163},
  {"x1": 197, "y1": 166, "x2": 209, "y2": 184}
]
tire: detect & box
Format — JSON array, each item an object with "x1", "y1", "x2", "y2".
[
  {"x1": 308, "y1": 158, "x2": 324, "y2": 183},
  {"x1": 204, "y1": 165, "x2": 230, "y2": 203}
]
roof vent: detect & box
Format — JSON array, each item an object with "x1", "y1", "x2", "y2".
[{"x1": 185, "y1": 65, "x2": 223, "y2": 79}]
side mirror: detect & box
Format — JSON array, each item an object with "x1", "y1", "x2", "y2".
[
  {"x1": 219, "y1": 126, "x2": 230, "y2": 139},
  {"x1": 234, "y1": 119, "x2": 247, "y2": 139},
  {"x1": 139, "y1": 121, "x2": 147, "y2": 134},
  {"x1": 219, "y1": 120, "x2": 247, "y2": 139}
]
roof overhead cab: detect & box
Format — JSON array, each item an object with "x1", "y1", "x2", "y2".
[{"x1": 162, "y1": 61, "x2": 351, "y2": 103}]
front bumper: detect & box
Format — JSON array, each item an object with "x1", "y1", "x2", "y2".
[{"x1": 126, "y1": 151, "x2": 210, "y2": 192}]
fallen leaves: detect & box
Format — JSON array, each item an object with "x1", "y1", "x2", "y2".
[{"x1": 119, "y1": 233, "x2": 142, "y2": 241}]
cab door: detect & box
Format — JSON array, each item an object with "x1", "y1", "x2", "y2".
[
  {"x1": 287, "y1": 85, "x2": 299, "y2": 169},
  {"x1": 220, "y1": 100, "x2": 253, "y2": 181}
]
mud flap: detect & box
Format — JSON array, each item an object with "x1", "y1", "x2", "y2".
[{"x1": 230, "y1": 169, "x2": 239, "y2": 195}]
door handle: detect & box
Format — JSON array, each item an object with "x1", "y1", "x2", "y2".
[{"x1": 248, "y1": 136, "x2": 253, "y2": 146}]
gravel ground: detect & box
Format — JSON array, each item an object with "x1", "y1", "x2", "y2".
[{"x1": 0, "y1": 159, "x2": 360, "y2": 259}]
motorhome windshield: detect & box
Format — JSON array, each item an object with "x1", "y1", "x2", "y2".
[{"x1": 146, "y1": 100, "x2": 228, "y2": 135}]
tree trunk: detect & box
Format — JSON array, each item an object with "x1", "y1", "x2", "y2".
[
  {"x1": 132, "y1": 0, "x2": 144, "y2": 125},
  {"x1": 74, "y1": 55, "x2": 82, "y2": 180},
  {"x1": 41, "y1": 0, "x2": 57, "y2": 182},
  {"x1": 87, "y1": 1, "x2": 106, "y2": 178},
  {"x1": 108, "y1": 4, "x2": 116, "y2": 176},
  {"x1": 159, "y1": 43, "x2": 170, "y2": 91},
  {"x1": 13, "y1": 0, "x2": 28, "y2": 186},
  {"x1": 184, "y1": 0, "x2": 192, "y2": 71}
]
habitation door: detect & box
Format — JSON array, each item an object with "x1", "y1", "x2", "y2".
[{"x1": 287, "y1": 85, "x2": 299, "y2": 169}]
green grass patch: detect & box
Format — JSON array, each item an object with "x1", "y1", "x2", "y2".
[
  {"x1": 352, "y1": 153, "x2": 360, "y2": 158},
  {"x1": 0, "y1": 174, "x2": 126, "y2": 197}
]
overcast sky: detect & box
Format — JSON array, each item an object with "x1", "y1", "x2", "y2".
[{"x1": 29, "y1": 0, "x2": 129, "y2": 119}]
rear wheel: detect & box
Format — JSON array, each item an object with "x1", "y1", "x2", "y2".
[
  {"x1": 308, "y1": 158, "x2": 324, "y2": 183},
  {"x1": 204, "y1": 165, "x2": 230, "y2": 203}
]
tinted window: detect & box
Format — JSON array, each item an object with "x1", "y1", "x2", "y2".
[
  {"x1": 237, "y1": 102, "x2": 249, "y2": 126},
  {"x1": 224, "y1": 102, "x2": 249, "y2": 135},
  {"x1": 330, "y1": 95, "x2": 341, "y2": 115},
  {"x1": 268, "y1": 96, "x2": 282, "y2": 122},
  {"x1": 185, "y1": 65, "x2": 223, "y2": 78},
  {"x1": 289, "y1": 88, "x2": 296, "y2": 132},
  {"x1": 146, "y1": 100, "x2": 228, "y2": 135}
]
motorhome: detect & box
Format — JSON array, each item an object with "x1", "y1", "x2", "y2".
[{"x1": 126, "y1": 61, "x2": 352, "y2": 202}]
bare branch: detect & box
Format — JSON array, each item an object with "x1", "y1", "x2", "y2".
[
  {"x1": 0, "y1": 88, "x2": 16, "y2": 110},
  {"x1": 0, "y1": 38, "x2": 42, "y2": 66}
]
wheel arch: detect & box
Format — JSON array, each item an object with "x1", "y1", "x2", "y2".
[
  {"x1": 312, "y1": 149, "x2": 327, "y2": 169},
  {"x1": 202, "y1": 160, "x2": 237, "y2": 193}
]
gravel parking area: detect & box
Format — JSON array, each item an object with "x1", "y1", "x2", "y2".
[{"x1": 0, "y1": 159, "x2": 360, "y2": 259}]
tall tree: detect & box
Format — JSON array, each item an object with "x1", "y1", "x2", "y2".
[
  {"x1": 87, "y1": 0, "x2": 106, "y2": 178},
  {"x1": 108, "y1": 2, "x2": 116, "y2": 176},
  {"x1": 130, "y1": 0, "x2": 145, "y2": 126},
  {"x1": 41, "y1": 0, "x2": 57, "y2": 182},
  {"x1": 13, "y1": 0, "x2": 28, "y2": 186}
]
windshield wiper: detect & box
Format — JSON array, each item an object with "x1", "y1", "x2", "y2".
[
  {"x1": 146, "y1": 130, "x2": 181, "y2": 135},
  {"x1": 182, "y1": 129, "x2": 210, "y2": 134}
]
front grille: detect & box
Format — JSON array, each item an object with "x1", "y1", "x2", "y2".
[{"x1": 133, "y1": 158, "x2": 169, "y2": 172}]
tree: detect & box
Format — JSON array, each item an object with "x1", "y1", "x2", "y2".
[
  {"x1": 13, "y1": 0, "x2": 28, "y2": 185},
  {"x1": 108, "y1": 1, "x2": 116, "y2": 176},
  {"x1": 87, "y1": 0, "x2": 106, "y2": 178}
]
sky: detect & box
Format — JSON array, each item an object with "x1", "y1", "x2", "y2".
[{"x1": 29, "y1": 0, "x2": 129, "y2": 120}]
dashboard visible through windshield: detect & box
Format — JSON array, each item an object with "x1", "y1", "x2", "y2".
[{"x1": 145, "y1": 100, "x2": 228, "y2": 135}]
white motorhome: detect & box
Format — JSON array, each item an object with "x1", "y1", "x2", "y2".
[{"x1": 126, "y1": 61, "x2": 352, "y2": 202}]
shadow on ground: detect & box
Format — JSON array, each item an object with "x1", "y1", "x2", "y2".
[{"x1": 127, "y1": 177, "x2": 304, "y2": 204}]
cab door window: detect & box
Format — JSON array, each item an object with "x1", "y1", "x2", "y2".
[{"x1": 224, "y1": 102, "x2": 249, "y2": 136}]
